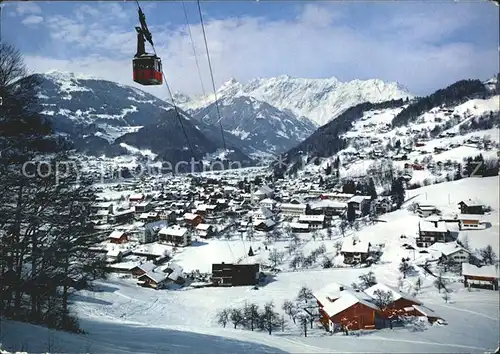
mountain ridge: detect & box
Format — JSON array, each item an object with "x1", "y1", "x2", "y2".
[{"x1": 176, "y1": 75, "x2": 413, "y2": 126}]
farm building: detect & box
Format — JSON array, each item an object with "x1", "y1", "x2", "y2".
[
  {"x1": 314, "y1": 283, "x2": 380, "y2": 331},
  {"x1": 211, "y1": 263, "x2": 260, "y2": 287},
  {"x1": 458, "y1": 199, "x2": 484, "y2": 215},
  {"x1": 462, "y1": 263, "x2": 499, "y2": 290},
  {"x1": 456, "y1": 214, "x2": 484, "y2": 230},
  {"x1": 416, "y1": 220, "x2": 449, "y2": 248},
  {"x1": 108, "y1": 230, "x2": 129, "y2": 244},
  {"x1": 416, "y1": 204, "x2": 441, "y2": 218},
  {"x1": 340, "y1": 237, "x2": 371, "y2": 265},
  {"x1": 364, "y1": 283, "x2": 422, "y2": 320}
]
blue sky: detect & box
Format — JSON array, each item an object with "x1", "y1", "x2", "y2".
[{"x1": 3, "y1": 0, "x2": 499, "y2": 97}]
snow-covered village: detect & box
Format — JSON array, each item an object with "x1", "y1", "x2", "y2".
[{"x1": 1, "y1": 1, "x2": 499, "y2": 353}]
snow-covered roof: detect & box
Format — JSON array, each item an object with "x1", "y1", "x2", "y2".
[
  {"x1": 129, "y1": 193, "x2": 144, "y2": 200},
  {"x1": 462, "y1": 263, "x2": 499, "y2": 278},
  {"x1": 113, "y1": 208, "x2": 134, "y2": 216},
  {"x1": 280, "y1": 203, "x2": 307, "y2": 210},
  {"x1": 159, "y1": 226, "x2": 188, "y2": 237},
  {"x1": 108, "y1": 230, "x2": 125, "y2": 239},
  {"x1": 132, "y1": 262, "x2": 157, "y2": 273},
  {"x1": 298, "y1": 214, "x2": 325, "y2": 223},
  {"x1": 107, "y1": 248, "x2": 131, "y2": 257},
  {"x1": 260, "y1": 198, "x2": 276, "y2": 204},
  {"x1": 253, "y1": 219, "x2": 276, "y2": 227},
  {"x1": 289, "y1": 222, "x2": 309, "y2": 229},
  {"x1": 428, "y1": 242, "x2": 470, "y2": 256},
  {"x1": 349, "y1": 195, "x2": 371, "y2": 203},
  {"x1": 136, "y1": 201, "x2": 151, "y2": 207},
  {"x1": 165, "y1": 263, "x2": 183, "y2": 281},
  {"x1": 309, "y1": 200, "x2": 347, "y2": 210},
  {"x1": 419, "y1": 220, "x2": 448, "y2": 233},
  {"x1": 133, "y1": 243, "x2": 171, "y2": 257},
  {"x1": 418, "y1": 204, "x2": 438, "y2": 211},
  {"x1": 183, "y1": 212, "x2": 199, "y2": 220},
  {"x1": 253, "y1": 206, "x2": 274, "y2": 219},
  {"x1": 196, "y1": 223, "x2": 212, "y2": 231},
  {"x1": 456, "y1": 214, "x2": 483, "y2": 221},
  {"x1": 313, "y1": 282, "x2": 347, "y2": 304},
  {"x1": 341, "y1": 238, "x2": 370, "y2": 253},
  {"x1": 139, "y1": 270, "x2": 168, "y2": 283},
  {"x1": 413, "y1": 305, "x2": 441, "y2": 319},
  {"x1": 364, "y1": 283, "x2": 422, "y2": 305},
  {"x1": 321, "y1": 290, "x2": 379, "y2": 318},
  {"x1": 424, "y1": 215, "x2": 441, "y2": 222},
  {"x1": 458, "y1": 198, "x2": 484, "y2": 207},
  {"x1": 257, "y1": 185, "x2": 273, "y2": 194}
]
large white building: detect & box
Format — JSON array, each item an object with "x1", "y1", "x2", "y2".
[{"x1": 280, "y1": 203, "x2": 307, "y2": 217}]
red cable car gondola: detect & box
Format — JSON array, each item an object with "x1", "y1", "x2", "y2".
[{"x1": 132, "y1": 7, "x2": 163, "y2": 86}]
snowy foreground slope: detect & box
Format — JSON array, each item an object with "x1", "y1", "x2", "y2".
[{"x1": 2, "y1": 177, "x2": 499, "y2": 353}]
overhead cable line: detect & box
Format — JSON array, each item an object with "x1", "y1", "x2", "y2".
[
  {"x1": 181, "y1": 0, "x2": 207, "y2": 97},
  {"x1": 196, "y1": 0, "x2": 226, "y2": 151},
  {"x1": 134, "y1": 0, "x2": 198, "y2": 164}
]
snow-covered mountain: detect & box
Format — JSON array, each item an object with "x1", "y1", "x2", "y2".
[
  {"x1": 179, "y1": 76, "x2": 413, "y2": 126},
  {"x1": 29, "y1": 71, "x2": 251, "y2": 164},
  {"x1": 274, "y1": 77, "x2": 499, "y2": 180},
  {"x1": 190, "y1": 95, "x2": 317, "y2": 155}
]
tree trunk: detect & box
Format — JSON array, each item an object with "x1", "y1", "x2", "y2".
[{"x1": 13, "y1": 184, "x2": 24, "y2": 315}]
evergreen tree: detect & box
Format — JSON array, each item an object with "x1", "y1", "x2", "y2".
[
  {"x1": 454, "y1": 163, "x2": 463, "y2": 180},
  {"x1": 390, "y1": 178, "x2": 406, "y2": 209},
  {"x1": 347, "y1": 203, "x2": 356, "y2": 224},
  {"x1": 342, "y1": 180, "x2": 356, "y2": 194},
  {"x1": 367, "y1": 178, "x2": 377, "y2": 200}
]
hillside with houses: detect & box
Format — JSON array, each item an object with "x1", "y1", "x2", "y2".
[{"x1": 3, "y1": 170, "x2": 498, "y2": 353}]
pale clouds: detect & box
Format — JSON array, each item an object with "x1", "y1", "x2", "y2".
[
  {"x1": 21, "y1": 2, "x2": 499, "y2": 97},
  {"x1": 15, "y1": 2, "x2": 42, "y2": 16},
  {"x1": 21, "y1": 15, "x2": 44, "y2": 26}
]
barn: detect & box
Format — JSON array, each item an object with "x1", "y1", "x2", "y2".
[
  {"x1": 364, "y1": 283, "x2": 422, "y2": 320},
  {"x1": 108, "y1": 230, "x2": 129, "y2": 244},
  {"x1": 211, "y1": 263, "x2": 260, "y2": 287},
  {"x1": 324, "y1": 291, "x2": 380, "y2": 331},
  {"x1": 462, "y1": 263, "x2": 499, "y2": 290},
  {"x1": 314, "y1": 283, "x2": 380, "y2": 331}
]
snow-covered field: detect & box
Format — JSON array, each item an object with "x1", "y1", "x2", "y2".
[{"x1": 1, "y1": 177, "x2": 499, "y2": 353}]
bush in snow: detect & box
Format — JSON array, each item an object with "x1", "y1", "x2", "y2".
[
  {"x1": 322, "y1": 256, "x2": 333, "y2": 269},
  {"x1": 407, "y1": 202, "x2": 419, "y2": 213}
]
